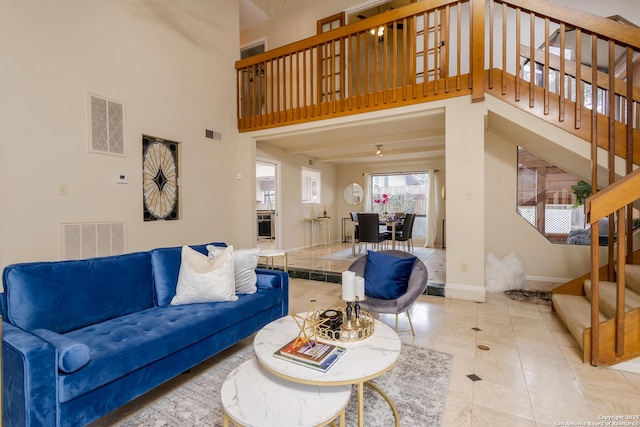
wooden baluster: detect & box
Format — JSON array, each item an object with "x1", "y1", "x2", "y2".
[
  {"x1": 455, "y1": 1, "x2": 461, "y2": 93},
  {"x1": 347, "y1": 35, "x2": 353, "y2": 111},
  {"x1": 330, "y1": 40, "x2": 336, "y2": 113},
  {"x1": 616, "y1": 206, "x2": 626, "y2": 357},
  {"x1": 434, "y1": 9, "x2": 440, "y2": 96},
  {"x1": 392, "y1": 21, "x2": 398, "y2": 103},
  {"x1": 294, "y1": 53, "x2": 299, "y2": 120},
  {"x1": 365, "y1": 30, "x2": 370, "y2": 108},
  {"x1": 575, "y1": 28, "x2": 582, "y2": 129},
  {"x1": 287, "y1": 53, "x2": 293, "y2": 121},
  {"x1": 422, "y1": 11, "x2": 428, "y2": 97},
  {"x1": 591, "y1": 219, "x2": 600, "y2": 366},
  {"x1": 340, "y1": 36, "x2": 346, "y2": 112},
  {"x1": 607, "y1": 39, "x2": 615, "y2": 280},
  {"x1": 544, "y1": 18, "x2": 550, "y2": 115},
  {"x1": 403, "y1": 17, "x2": 408, "y2": 101},
  {"x1": 356, "y1": 33, "x2": 361, "y2": 109},
  {"x1": 383, "y1": 25, "x2": 388, "y2": 104},
  {"x1": 411, "y1": 15, "x2": 417, "y2": 99},
  {"x1": 502, "y1": 3, "x2": 507, "y2": 95},
  {"x1": 302, "y1": 51, "x2": 307, "y2": 118},
  {"x1": 626, "y1": 48, "x2": 634, "y2": 264},
  {"x1": 515, "y1": 7, "x2": 521, "y2": 102},
  {"x1": 441, "y1": 6, "x2": 449, "y2": 94},
  {"x1": 559, "y1": 23, "x2": 565, "y2": 122},
  {"x1": 374, "y1": 26, "x2": 380, "y2": 105},
  {"x1": 591, "y1": 34, "x2": 598, "y2": 194},
  {"x1": 488, "y1": 0, "x2": 494, "y2": 90},
  {"x1": 529, "y1": 12, "x2": 535, "y2": 108}
]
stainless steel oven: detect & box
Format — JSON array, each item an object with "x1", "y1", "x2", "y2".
[{"x1": 257, "y1": 211, "x2": 274, "y2": 239}]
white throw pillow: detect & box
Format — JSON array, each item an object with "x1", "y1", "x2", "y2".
[
  {"x1": 171, "y1": 245, "x2": 238, "y2": 305},
  {"x1": 207, "y1": 245, "x2": 260, "y2": 294}
]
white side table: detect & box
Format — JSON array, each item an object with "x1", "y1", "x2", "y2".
[
  {"x1": 221, "y1": 357, "x2": 351, "y2": 427},
  {"x1": 258, "y1": 249, "x2": 287, "y2": 272}
]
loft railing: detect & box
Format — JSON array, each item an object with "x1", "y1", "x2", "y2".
[
  {"x1": 235, "y1": 0, "x2": 640, "y2": 365},
  {"x1": 235, "y1": 0, "x2": 482, "y2": 132}
]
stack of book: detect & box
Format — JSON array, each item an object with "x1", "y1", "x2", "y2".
[{"x1": 274, "y1": 338, "x2": 346, "y2": 372}]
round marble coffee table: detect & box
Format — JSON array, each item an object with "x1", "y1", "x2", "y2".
[
  {"x1": 253, "y1": 314, "x2": 402, "y2": 427},
  {"x1": 221, "y1": 358, "x2": 351, "y2": 427}
]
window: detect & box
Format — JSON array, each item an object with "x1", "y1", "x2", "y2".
[
  {"x1": 301, "y1": 167, "x2": 321, "y2": 204},
  {"x1": 369, "y1": 172, "x2": 428, "y2": 236},
  {"x1": 517, "y1": 147, "x2": 586, "y2": 243}
]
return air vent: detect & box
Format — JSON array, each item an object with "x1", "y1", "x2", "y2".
[
  {"x1": 61, "y1": 222, "x2": 126, "y2": 260},
  {"x1": 88, "y1": 93, "x2": 125, "y2": 155}
]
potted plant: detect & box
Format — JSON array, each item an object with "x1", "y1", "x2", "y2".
[{"x1": 571, "y1": 180, "x2": 592, "y2": 208}]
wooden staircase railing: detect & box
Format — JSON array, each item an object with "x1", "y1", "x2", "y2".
[
  {"x1": 585, "y1": 169, "x2": 640, "y2": 365},
  {"x1": 235, "y1": 0, "x2": 640, "y2": 365}
]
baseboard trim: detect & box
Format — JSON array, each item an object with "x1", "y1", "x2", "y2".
[{"x1": 445, "y1": 283, "x2": 486, "y2": 302}]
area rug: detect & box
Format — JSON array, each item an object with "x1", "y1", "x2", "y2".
[
  {"x1": 319, "y1": 246, "x2": 436, "y2": 263},
  {"x1": 505, "y1": 289, "x2": 552, "y2": 305},
  {"x1": 113, "y1": 343, "x2": 453, "y2": 427}
]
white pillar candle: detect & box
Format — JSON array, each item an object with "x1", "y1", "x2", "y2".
[
  {"x1": 342, "y1": 271, "x2": 356, "y2": 300},
  {"x1": 355, "y1": 276, "x2": 365, "y2": 299}
]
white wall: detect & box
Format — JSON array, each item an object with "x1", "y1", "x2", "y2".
[{"x1": 0, "y1": 0, "x2": 253, "y2": 268}]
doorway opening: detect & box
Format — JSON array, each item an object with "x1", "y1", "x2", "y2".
[{"x1": 256, "y1": 159, "x2": 279, "y2": 248}]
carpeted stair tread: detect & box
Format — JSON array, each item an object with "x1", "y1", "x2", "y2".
[
  {"x1": 552, "y1": 294, "x2": 607, "y2": 349},
  {"x1": 584, "y1": 279, "x2": 640, "y2": 318},
  {"x1": 625, "y1": 264, "x2": 640, "y2": 296}
]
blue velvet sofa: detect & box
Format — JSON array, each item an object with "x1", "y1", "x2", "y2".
[{"x1": 0, "y1": 243, "x2": 289, "y2": 427}]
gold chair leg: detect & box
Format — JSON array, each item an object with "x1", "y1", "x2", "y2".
[
  {"x1": 406, "y1": 310, "x2": 415, "y2": 336},
  {"x1": 394, "y1": 310, "x2": 416, "y2": 336}
]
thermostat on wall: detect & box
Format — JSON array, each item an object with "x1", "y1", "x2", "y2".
[{"x1": 116, "y1": 174, "x2": 128, "y2": 184}]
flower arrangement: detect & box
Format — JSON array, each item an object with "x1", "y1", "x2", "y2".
[{"x1": 374, "y1": 194, "x2": 390, "y2": 213}]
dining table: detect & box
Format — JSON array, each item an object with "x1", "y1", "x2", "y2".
[{"x1": 351, "y1": 217, "x2": 402, "y2": 256}]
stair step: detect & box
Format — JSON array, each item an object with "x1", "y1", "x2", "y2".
[
  {"x1": 552, "y1": 294, "x2": 607, "y2": 350},
  {"x1": 626, "y1": 264, "x2": 640, "y2": 295},
  {"x1": 584, "y1": 280, "x2": 640, "y2": 318}
]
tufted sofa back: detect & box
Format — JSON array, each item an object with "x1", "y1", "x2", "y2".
[{"x1": 2, "y1": 252, "x2": 155, "y2": 333}]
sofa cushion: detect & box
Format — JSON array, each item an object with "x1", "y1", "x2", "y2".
[
  {"x1": 32, "y1": 329, "x2": 91, "y2": 373},
  {"x1": 3, "y1": 252, "x2": 155, "y2": 333},
  {"x1": 171, "y1": 245, "x2": 237, "y2": 305},
  {"x1": 150, "y1": 243, "x2": 226, "y2": 306},
  {"x1": 58, "y1": 288, "x2": 283, "y2": 402},
  {"x1": 364, "y1": 250, "x2": 416, "y2": 300},
  {"x1": 207, "y1": 245, "x2": 260, "y2": 294}
]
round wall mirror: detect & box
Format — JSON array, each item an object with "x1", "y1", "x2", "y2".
[{"x1": 343, "y1": 183, "x2": 364, "y2": 206}]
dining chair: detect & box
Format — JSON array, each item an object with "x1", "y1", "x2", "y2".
[
  {"x1": 350, "y1": 212, "x2": 359, "y2": 242},
  {"x1": 393, "y1": 213, "x2": 416, "y2": 252},
  {"x1": 348, "y1": 250, "x2": 428, "y2": 335},
  {"x1": 356, "y1": 213, "x2": 388, "y2": 254}
]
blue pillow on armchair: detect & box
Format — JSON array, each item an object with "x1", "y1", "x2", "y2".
[{"x1": 364, "y1": 250, "x2": 416, "y2": 300}]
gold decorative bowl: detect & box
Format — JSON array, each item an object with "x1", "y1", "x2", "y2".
[{"x1": 313, "y1": 307, "x2": 375, "y2": 342}]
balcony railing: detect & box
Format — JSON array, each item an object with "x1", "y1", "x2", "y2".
[{"x1": 236, "y1": 0, "x2": 484, "y2": 131}]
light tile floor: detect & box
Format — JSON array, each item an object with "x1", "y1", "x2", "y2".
[
  {"x1": 266, "y1": 240, "x2": 640, "y2": 426},
  {"x1": 293, "y1": 278, "x2": 640, "y2": 426}
]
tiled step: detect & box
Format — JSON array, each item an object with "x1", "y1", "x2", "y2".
[
  {"x1": 552, "y1": 293, "x2": 607, "y2": 350},
  {"x1": 584, "y1": 279, "x2": 640, "y2": 319}
]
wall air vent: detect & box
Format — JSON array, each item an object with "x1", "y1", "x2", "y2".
[
  {"x1": 88, "y1": 93, "x2": 125, "y2": 155},
  {"x1": 61, "y1": 222, "x2": 126, "y2": 260}
]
